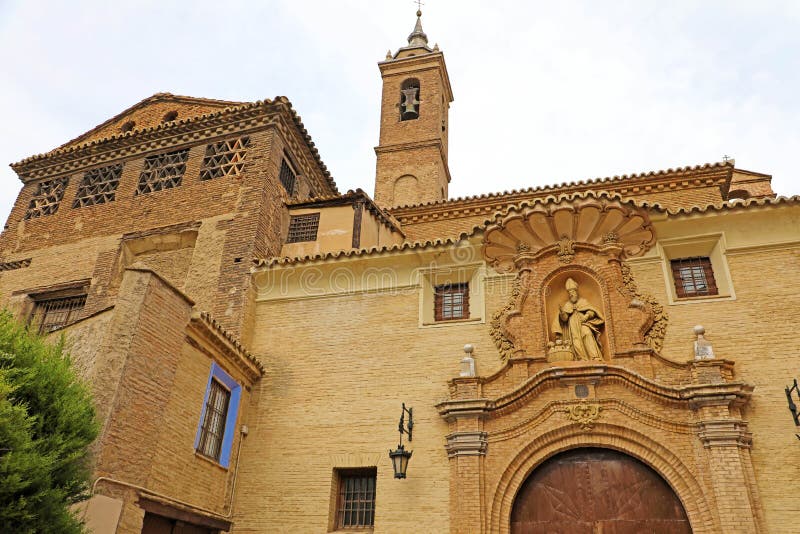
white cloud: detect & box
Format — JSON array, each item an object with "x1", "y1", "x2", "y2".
[{"x1": 1, "y1": 0, "x2": 797, "y2": 229}]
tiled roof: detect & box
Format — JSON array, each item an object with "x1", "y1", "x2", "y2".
[
  {"x1": 191, "y1": 311, "x2": 265, "y2": 376},
  {"x1": 53, "y1": 93, "x2": 243, "y2": 151},
  {"x1": 254, "y1": 191, "x2": 800, "y2": 269},
  {"x1": 12, "y1": 94, "x2": 339, "y2": 195},
  {"x1": 388, "y1": 161, "x2": 734, "y2": 215},
  {"x1": 662, "y1": 194, "x2": 800, "y2": 215},
  {"x1": 253, "y1": 231, "x2": 479, "y2": 269}
]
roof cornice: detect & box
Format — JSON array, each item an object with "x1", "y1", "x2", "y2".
[
  {"x1": 188, "y1": 311, "x2": 264, "y2": 383},
  {"x1": 389, "y1": 162, "x2": 734, "y2": 224},
  {"x1": 10, "y1": 97, "x2": 339, "y2": 195}
]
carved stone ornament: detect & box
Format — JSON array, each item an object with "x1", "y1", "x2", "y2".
[
  {"x1": 556, "y1": 235, "x2": 575, "y2": 263},
  {"x1": 619, "y1": 261, "x2": 669, "y2": 353},
  {"x1": 483, "y1": 192, "x2": 656, "y2": 273},
  {"x1": 564, "y1": 400, "x2": 602, "y2": 431},
  {"x1": 490, "y1": 273, "x2": 525, "y2": 362}
]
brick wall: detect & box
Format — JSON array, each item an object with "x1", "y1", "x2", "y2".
[{"x1": 238, "y1": 202, "x2": 799, "y2": 532}]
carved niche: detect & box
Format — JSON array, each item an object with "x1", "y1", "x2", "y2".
[{"x1": 484, "y1": 192, "x2": 665, "y2": 364}]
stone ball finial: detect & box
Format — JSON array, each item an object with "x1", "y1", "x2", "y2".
[
  {"x1": 463, "y1": 344, "x2": 474, "y2": 354},
  {"x1": 693, "y1": 325, "x2": 705, "y2": 337}
]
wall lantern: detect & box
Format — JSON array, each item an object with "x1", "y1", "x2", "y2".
[
  {"x1": 389, "y1": 403, "x2": 413, "y2": 479},
  {"x1": 785, "y1": 379, "x2": 800, "y2": 440}
]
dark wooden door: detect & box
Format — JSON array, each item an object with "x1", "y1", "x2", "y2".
[{"x1": 511, "y1": 448, "x2": 691, "y2": 534}]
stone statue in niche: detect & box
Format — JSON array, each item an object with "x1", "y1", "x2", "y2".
[{"x1": 549, "y1": 278, "x2": 605, "y2": 361}]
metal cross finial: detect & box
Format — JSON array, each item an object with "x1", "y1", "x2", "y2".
[
  {"x1": 722, "y1": 155, "x2": 731, "y2": 162},
  {"x1": 414, "y1": 0, "x2": 424, "y2": 13}
]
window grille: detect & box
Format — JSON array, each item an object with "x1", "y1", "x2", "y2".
[
  {"x1": 287, "y1": 213, "x2": 320, "y2": 243},
  {"x1": 200, "y1": 137, "x2": 250, "y2": 180},
  {"x1": 279, "y1": 159, "x2": 296, "y2": 195},
  {"x1": 336, "y1": 469, "x2": 376, "y2": 529},
  {"x1": 136, "y1": 149, "x2": 189, "y2": 195},
  {"x1": 30, "y1": 294, "x2": 86, "y2": 334},
  {"x1": 435, "y1": 283, "x2": 470, "y2": 321},
  {"x1": 196, "y1": 379, "x2": 231, "y2": 461},
  {"x1": 25, "y1": 177, "x2": 69, "y2": 219},
  {"x1": 670, "y1": 257, "x2": 718, "y2": 298},
  {"x1": 73, "y1": 164, "x2": 123, "y2": 208}
]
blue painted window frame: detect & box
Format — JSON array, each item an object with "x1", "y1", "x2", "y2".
[{"x1": 194, "y1": 362, "x2": 241, "y2": 468}]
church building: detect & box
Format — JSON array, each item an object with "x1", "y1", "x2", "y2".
[{"x1": 1, "y1": 10, "x2": 799, "y2": 534}]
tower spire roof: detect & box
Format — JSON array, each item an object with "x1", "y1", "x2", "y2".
[{"x1": 407, "y1": 10, "x2": 429, "y2": 48}]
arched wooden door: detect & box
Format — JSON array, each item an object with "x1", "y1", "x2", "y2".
[{"x1": 511, "y1": 448, "x2": 691, "y2": 534}]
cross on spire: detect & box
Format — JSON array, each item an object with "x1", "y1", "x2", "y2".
[{"x1": 414, "y1": 0, "x2": 424, "y2": 12}]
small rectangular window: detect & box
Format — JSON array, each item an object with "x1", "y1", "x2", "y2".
[
  {"x1": 196, "y1": 379, "x2": 231, "y2": 461},
  {"x1": 73, "y1": 164, "x2": 123, "y2": 208},
  {"x1": 200, "y1": 137, "x2": 250, "y2": 180},
  {"x1": 279, "y1": 159, "x2": 297, "y2": 195},
  {"x1": 287, "y1": 213, "x2": 320, "y2": 243},
  {"x1": 336, "y1": 468, "x2": 376, "y2": 530},
  {"x1": 25, "y1": 177, "x2": 69, "y2": 219},
  {"x1": 136, "y1": 148, "x2": 189, "y2": 195},
  {"x1": 670, "y1": 257, "x2": 718, "y2": 298},
  {"x1": 435, "y1": 283, "x2": 469, "y2": 321},
  {"x1": 29, "y1": 294, "x2": 87, "y2": 334}
]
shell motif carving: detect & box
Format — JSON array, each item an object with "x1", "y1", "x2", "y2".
[{"x1": 483, "y1": 192, "x2": 656, "y2": 272}]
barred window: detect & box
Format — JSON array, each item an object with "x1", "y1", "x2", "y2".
[
  {"x1": 200, "y1": 137, "x2": 250, "y2": 180},
  {"x1": 671, "y1": 257, "x2": 718, "y2": 298},
  {"x1": 279, "y1": 159, "x2": 296, "y2": 195},
  {"x1": 73, "y1": 164, "x2": 123, "y2": 208},
  {"x1": 25, "y1": 177, "x2": 69, "y2": 219},
  {"x1": 29, "y1": 294, "x2": 86, "y2": 334},
  {"x1": 196, "y1": 379, "x2": 231, "y2": 461},
  {"x1": 136, "y1": 149, "x2": 189, "y2": 195},
  {"x1": 336, "y1": 468, "x2": 376, "y2": 529},
  {"x1": 287, "y1": 213, "x2": 320, "y2": 243},
  {"x1": 435, "y1": 283, "x2": 469, "y2": 321}
]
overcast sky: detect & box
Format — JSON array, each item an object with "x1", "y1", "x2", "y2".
[{"x1": 1, "y1": 0, "x2": 798, "y2": 226}]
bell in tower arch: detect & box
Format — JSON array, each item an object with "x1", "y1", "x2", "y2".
[{"x1": 400, "y1": 78, "x2": 420, "y2": 121}]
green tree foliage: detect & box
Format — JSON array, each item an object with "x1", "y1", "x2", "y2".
[{"x1": 0, "y1": 311, "x2": 98, "y2": 534}]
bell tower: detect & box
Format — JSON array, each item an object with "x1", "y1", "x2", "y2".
[{"x1": 373, "y1": 10, "x2": 454, "y2": 207}]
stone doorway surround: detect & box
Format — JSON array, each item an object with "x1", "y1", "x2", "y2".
[{"x1": 435, "y1": 192, "x2": 764, "y2": 534}]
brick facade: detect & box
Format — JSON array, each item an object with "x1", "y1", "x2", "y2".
[{"x1": 1, "y1": 11, "x2": 798, "y2": 534}]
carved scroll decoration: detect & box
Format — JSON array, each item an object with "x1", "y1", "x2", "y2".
[
  {"x1": 619, "y1": 261, "x2": 669, "y2": 352},
  {"x1": 490, "y1": 273, "x2": 524, "y2": 363}
]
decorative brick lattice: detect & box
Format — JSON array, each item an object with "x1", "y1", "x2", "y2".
[
  {"x1": 286, "y1": 213, "x2": 320, "y2": 243},
  {"x1": 0, "y1": 258, "x2": 31, "y2": 271},
  {"x1": 73, "y1": 164, "x2": 123, "y2": 207},
  {"x1": 200, "y1": 137, "x2": 250, "y2": 180},
  {"x1": 137, "y1": 149, "x2": 190, "y2": 195},
  {"x1": 25, "y1": 177, "x2": 69, "y2": 219}
]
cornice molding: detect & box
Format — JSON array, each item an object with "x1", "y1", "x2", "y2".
[
  {"x1": 389, "y1": 164, "x2": 733, "y2": 222},
  {"x1": 437, "y1": 363, "x2": 753, "y2": 421},
  {"x1": 11, "y1": 98, "x2": 339, "y2": 196},
  {"x1": 187, "y1": 311, "x2": 264, "y2": 384}
]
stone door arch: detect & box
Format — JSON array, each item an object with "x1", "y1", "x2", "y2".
[{"x1": 510, "y1": 448, "x2": 690, "y2": 533}]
